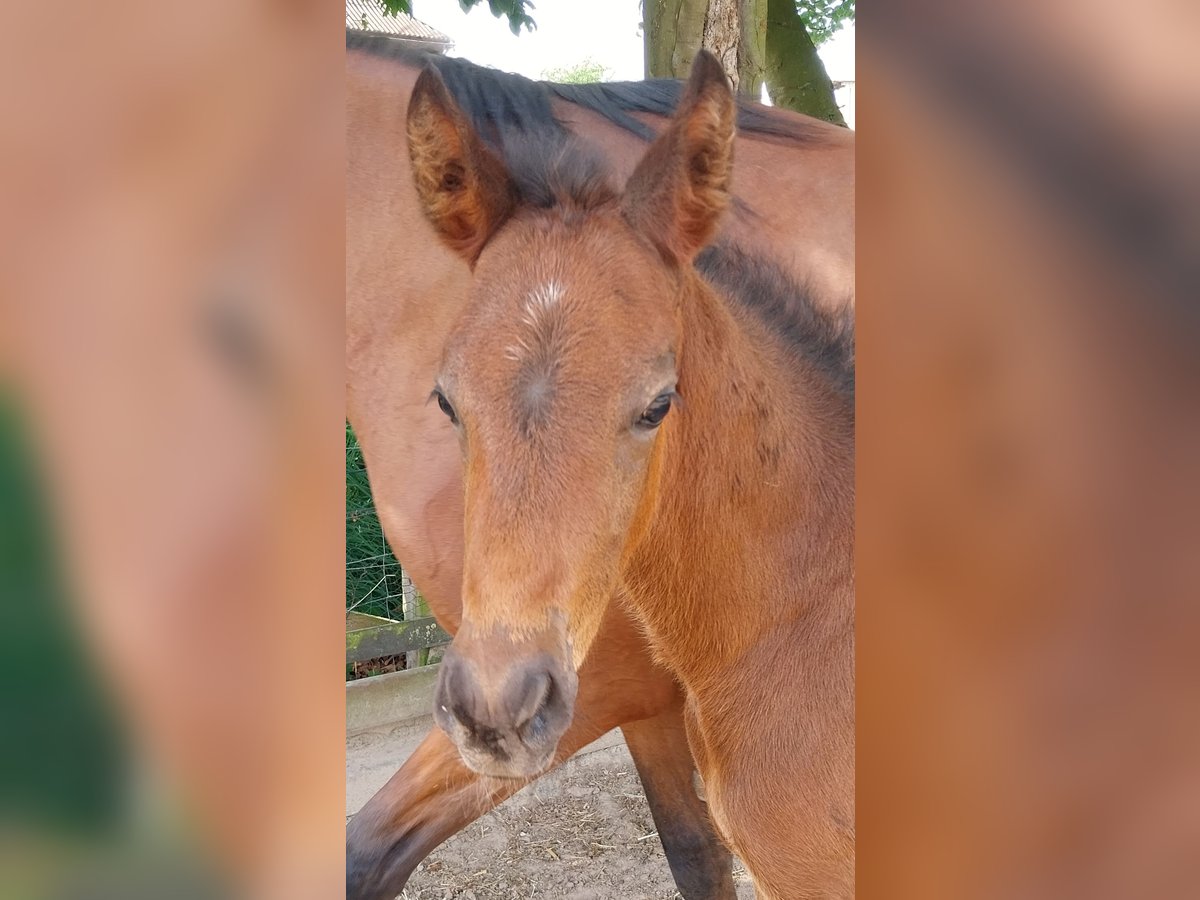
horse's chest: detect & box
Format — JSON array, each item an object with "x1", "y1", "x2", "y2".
[{"x1": 681, "y1": 697, "x2": 742, "y2": 851}]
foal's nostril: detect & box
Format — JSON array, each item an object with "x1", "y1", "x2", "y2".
[
  {"x1": 510, "y1": 668, "x2": 555, "y2": 737},
  {"x1": 436, "y1": 652, "x2": 479, "y2": 732},
  {"x1": 448, "y1": 699, "x2": 476, "y2": 732}
]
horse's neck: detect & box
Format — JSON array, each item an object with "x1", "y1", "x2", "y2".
[{"x1": 623, "y1": 275, "x2": 854, "y2": 683}]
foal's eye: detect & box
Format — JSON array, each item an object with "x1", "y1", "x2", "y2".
[
  {"x1": 636, "y1": 393, "x2": 673, "y2": 429},
  {"x1": 433, "y1": 389, "x2": 458, "y2": 425}
]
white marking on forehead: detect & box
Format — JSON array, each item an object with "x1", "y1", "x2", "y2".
[
  {"x1": 524, "y1": 280, "x2": 564, "y2": 318},
  {"x1": 508, "y1": 280, "x2": 566, "y2": 362}
]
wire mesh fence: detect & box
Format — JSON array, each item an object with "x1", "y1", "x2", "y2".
[
  {"x1": 346, "y1": 424, "x2": 448, "y2": 677},
  {"x1": 347, "y1": 424, "x2": 407, "y2": 621}
]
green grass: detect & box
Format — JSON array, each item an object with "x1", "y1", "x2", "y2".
[
  {"x1": 346, "y1": 424, "x2": 432, "y2": 627},
  {"x1": 346, "y1": 423, "x2": 437, "y2": 674},
  {"x1": 346, "y1": 423, "x2": 408, "y2": 620},
  {"x1": 0, "y1": 394, "x2": 126, "y2": 832}
]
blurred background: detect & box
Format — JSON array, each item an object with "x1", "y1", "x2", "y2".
[
  {"x1": 856, "y1": 1, "x2": 1200, "y2": 896},
  {"x1": 0, "y1": 1, "x2": 345, "y2": 897}
]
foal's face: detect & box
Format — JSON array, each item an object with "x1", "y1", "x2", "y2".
[
  {"x1": 431, "y1": 212, "x2": 680, "y2": 775},
  {"x1": 407, "y1": 49, "x2": 733, "y2": 775}
]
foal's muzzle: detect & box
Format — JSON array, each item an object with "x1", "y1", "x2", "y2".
[{"x1": 433, "y1": 634, "x2": 578, "y2": 778}]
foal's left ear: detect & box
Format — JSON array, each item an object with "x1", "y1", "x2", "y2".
[
  {"x1": 407, "y1": 65, "x2": 518, "y2": 266},
  {"x1": 621, "y1": 51, "x2": 736, "y2": 266}
]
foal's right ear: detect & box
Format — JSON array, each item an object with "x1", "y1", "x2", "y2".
[
  {"x1": 407, "y1": 65, "x2": 517, "y2": 266},
  {"x1": 621, "y1": 51, "x2": 736, "y2": 266}
]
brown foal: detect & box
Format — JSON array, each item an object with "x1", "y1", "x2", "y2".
[
  {"x1": 406, "y1": 52, "x2": 855, "y2": 899},
  {"x1": 346, "y1": 35, "x2": 853, "y2": 900}
]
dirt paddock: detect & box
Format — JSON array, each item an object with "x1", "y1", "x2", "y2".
[{"x1": 390, "y1": 742, "x2": 755, "y2": 900}]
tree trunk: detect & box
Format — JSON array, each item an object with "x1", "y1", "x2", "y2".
[
  {"x1": 645, "y1": 0, "x2": 766, "y2": 99},
  {"x1": 764, "y1": 0, "x2": 845, "y2": 124}
]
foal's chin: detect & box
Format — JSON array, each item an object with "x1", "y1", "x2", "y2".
[{"x1": 455, "y1": 742, "x2": 558, "y2": 780}]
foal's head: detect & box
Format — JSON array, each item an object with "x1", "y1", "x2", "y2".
[{"x1": 407, "y1": 53, "x2": 735, "y2": 777}]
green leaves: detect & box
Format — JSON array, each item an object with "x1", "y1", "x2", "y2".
[
  {"x1": 541, "y1": 58, "x2": 610, "y2": 84},
  {"x1": 472, "y1": 0, "x2": 537, "y2": 35},
  {"x1": 376, "y1": 0, "x2": 537, "y2": 35},
  {"x1": 797, "y1": 0, "x2": 853, "y2": 47}
]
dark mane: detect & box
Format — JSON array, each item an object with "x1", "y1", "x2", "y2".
[
  {"x1": 350, "y1": 30, "x2": 617, "y2": 210},
  {"x1": 346, "y1": 29, "x2": 834, "y2": 147},
  {"x1": 500, "y1": 135, "x2": 617, "y2": 212},
  {"x1": 696, "y1": 246, "x2": 855, "y2": 399},
  {"x1": 547, "y1": 80, "x2": 835, "y2": 146}
]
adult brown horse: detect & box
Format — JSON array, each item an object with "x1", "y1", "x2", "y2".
[
  {"x1": 346, "y1": 32, "x2": 853, "y2": 899},
  {"x1": 404, "y1": 50, "x2": 854, "y2": 899}
]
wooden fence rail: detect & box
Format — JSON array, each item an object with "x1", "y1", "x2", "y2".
[{"x1": 346, "y1": 611, "x2": 451, "y2": 665}]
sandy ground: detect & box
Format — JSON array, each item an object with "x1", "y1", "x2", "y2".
[{"x1": 348, "y1": 724, "x2": 754, "y2": 900}]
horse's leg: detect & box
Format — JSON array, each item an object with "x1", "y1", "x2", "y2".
[
  {"x1": 622, "y1": 700, "x2": 737, "y2": 900},
  {"x1": 347, "y1": 606, "x2": 733, "y2": 900},
  {"x1": 346, "y1": 704, "x2": 642, "y2": 899},
  {"x1": 347, "y1": 713, "x2": 736, "y2": 900},
  {"x1": 346, "y1": 609, "x2": 660, "y2": 899},
  {"x1": 347, "y1": 725, "x2": 519, "y2": 900}
]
